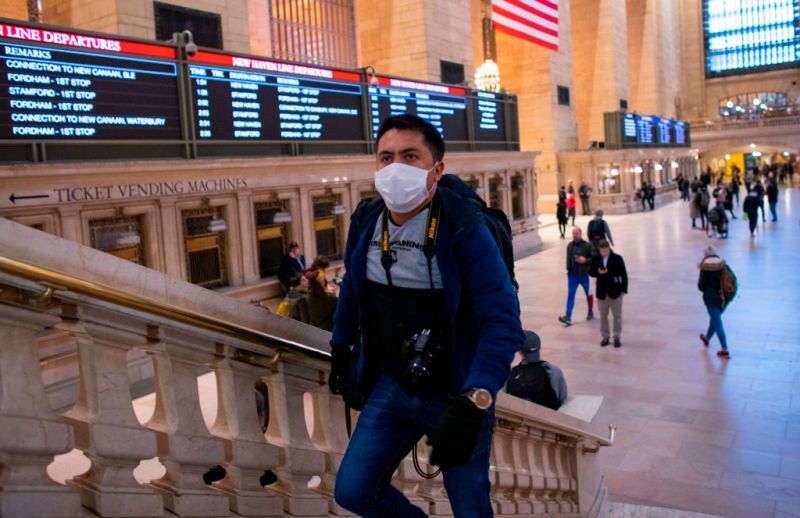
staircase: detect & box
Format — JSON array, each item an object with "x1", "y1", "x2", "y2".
[{"x1": 0, "y1": 217, "x2": 614, "y2": 517}]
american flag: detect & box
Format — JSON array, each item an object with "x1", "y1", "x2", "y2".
[{"x1": 491, "y1": 0, "x2": 559, "y2": 51}]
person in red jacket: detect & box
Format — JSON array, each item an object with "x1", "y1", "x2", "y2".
[{"x1": 566, "y1": 187, "x2": 577, "y2": 226}]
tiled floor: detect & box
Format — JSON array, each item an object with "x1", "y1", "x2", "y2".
[{"x1": 516, "y1": 187, "x2": 800, "y2": 518}]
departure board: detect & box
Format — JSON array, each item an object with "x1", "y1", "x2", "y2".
[
  {"x1": 0, "y1": 22, "x2": 181, "y2": 140},
  {"x1": 622, "y1": 113, "x2": 638, "y2": 146},
  {"x1": 635, "y1": 115, "x2": 656, "y2": 146},
  {"x1": 369, "y1": 76, "x2": 468, "y2": 141},
  {"x1": 472, "y1": 91, "x2": 508, "y2": 142},
  {"x1": 656, "y1": 117, "x2": 672, "y2": 145},
  {"x1": 188, "y1": 51, "x2": 364, "y2": 141},
  {"x1": 673, "y1": 121, "x2": 688, "y2": 145},
  {"x1": 604, "y1": 111, "x2": 691, "y2": 149}
]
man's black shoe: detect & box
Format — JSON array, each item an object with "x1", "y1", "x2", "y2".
[
  {"x1": 600, "y1": 338, "x2": 610, "y2": 347},
  {"x1": 614, "y1": 339, "x2": 622, "y2": 348}
]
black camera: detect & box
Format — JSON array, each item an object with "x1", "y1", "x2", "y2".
[{"x1": 403, "y1": 329, "x2": 443, "y2": 384}]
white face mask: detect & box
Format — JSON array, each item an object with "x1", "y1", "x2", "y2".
[{"x1": 374, "y1": 162, "x2": 436, "y2": 214}]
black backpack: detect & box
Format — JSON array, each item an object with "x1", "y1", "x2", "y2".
[
  {"x1": 484, "y1": 207, "x2": 518, "y2": 291},
  {"x1": 587, "y1": 219, "x2": 604, "y2": 242},
  {"x1": 437, "y1": 175, "x2": 517, "y2": 291}
]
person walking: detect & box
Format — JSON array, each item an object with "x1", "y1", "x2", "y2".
[
  {"x1": 579, "y1": 181, "x2": 592, "y2": 215},
  {"x1": 766, "y1": 179, "x2": 779, "y2": 222},
  {"x1": 698, "y1": 246, "x2": 731, "y2": 359},
  {"x1": 558, "y1": 227, "x2": 594, "y2": 326},
  {"x1": 590, "y1": 240, "x2": 628, "y2": 348},
  {"x1": 744, "y1": 167, "x2": 754, "y2": 193},
  {"x1": 753, "y1": 179, "x2": 766, "y2": 222},
  {"x1": 690, "y1": 187, "x2": 703, "y2": 229},
  {"x1": 699, "y1": 184, "x2": 710, "y2": 229},
  {"x1": 566, "y1": 187, "x2": 577, "y2": 226},
  {"x1": 638, "y1": 182, "x2": 648, "y2": 211},
  {"x1": 742, "y1": 189, "x2": 760, "y2": 236},
  {"x1": 328, "y1": 114, "x2": 523, "y2": 517},
  {"x1": 556, "y1": 188, "x2": 568, "y2": 239},
  {"x1": 587, "y1": 209, "x2": 614, "y2": 251},
  {"x1": 647, "y1": 183, "x2": 656, "y2": 210}
]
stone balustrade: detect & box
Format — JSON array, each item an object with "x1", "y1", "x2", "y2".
[{"x1": 0, "y1": 217, "x2": 611, "y2": 517}]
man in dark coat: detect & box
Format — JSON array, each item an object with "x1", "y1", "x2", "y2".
[
  {"x1": 589, "y1": 240, "x2": 628, "y2": 347},
  {"x1": 578, "y1": 181, "x2": 592, "y2": 215},
  {"x1": 277, "y1": 241, "x2": 306, "y2": 292}
]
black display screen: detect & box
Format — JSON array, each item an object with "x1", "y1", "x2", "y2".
[
  {"x1": 0, "y1": 22, "x2": 181, "y2": 140},
  {"x1": 472, "y1": 90, "x2": 508, "y2": 142},
  {"x1": 635, "y1": 115, "x2": 656, "y2": 146},
  {"x1": 673, "y1": 121, "x2": 688, "y2": 145},
  {"x1": 189, "y1": 51, "x2": 364, "y2": 141},
  {"x1": 368, "y1": 76, "x2": 468, "y2": 141},
  {"x1": 622, "y1": 113, "x2": 638, "y2": 146}
]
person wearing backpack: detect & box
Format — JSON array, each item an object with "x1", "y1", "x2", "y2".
[
  {"x1": 587, "y1": 210, "x2": 614, "y2": 253},
  {"x1": 328, "y1": 114, "x2": 523, "y2": 517},
  {"x1": 505, "y1": 331, "x2": 568, "y2": 410},
  {"x1": 698, "y1": 246, "x2": 733, "y2": 359}
]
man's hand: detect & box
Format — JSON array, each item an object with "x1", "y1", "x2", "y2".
[
  {"x1": 598, "y1": 267, "x2": 608, "y2": 275},
  {"x1": 428, "y1": 395, "x2": 487, "y2": 467},
  {"x1": 328, "y1": 344, "x2": 350, "y2": 395},
  {"x1": 575, "y1": 256, "x2": 586, "y2": 264}
]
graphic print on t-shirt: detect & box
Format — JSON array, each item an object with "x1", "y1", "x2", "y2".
[{"x1": 365, "y1": 208, "x2": 443, "y2": 289}]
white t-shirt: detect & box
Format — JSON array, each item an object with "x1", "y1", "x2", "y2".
[{"x1": 366, "y1": 208, "x2": 443, "y2": 289}]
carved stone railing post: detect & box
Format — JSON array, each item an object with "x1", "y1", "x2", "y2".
[
  {"x1": 551, "y1": 436, "x2": 578, "y2": 513},
  {"x1": 143, "y1": 327, "x2": 229, "y2": 516},
  {"x1": 539, "y1": 431, "x2": 563, "y2": 514},
  {"x1": 208, "y1": 348, "x2": 283, "y2": 516},
  {"x1": 58, "y1": 305, "x2": 163, "y2": 517},
  {"x1": 396, "y1": 444, "x2": 433, "y2": 515},
  {"x1": 262, "y1": 360, "x2": 328, "y2": 516},
  {"x1": 510, "y1": 426, "x2": 533, "y2": 515},
  {"x1": 0, "y1": 304, "x2": 82, "y2": 518},
  {"x1": 305, "y1": 387, "x2": 355, "y2": 515},
  {"x1": 413, "y1": 441, "x2": 451, "y2": 516},
  {"x1": 490, "y1": 423, "x2": 517, "y2": 514},
  {"x1": 526, "y1": 427, "x2": 548, "y2": 514}
]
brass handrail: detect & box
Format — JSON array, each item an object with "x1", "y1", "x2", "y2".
[{"x1": 0, "y1": 255, "x2": 331, "y2": 361}]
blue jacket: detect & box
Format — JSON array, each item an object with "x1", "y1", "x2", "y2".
[{"x1": 331, "y1": 175, "x2": 524, "y2": 398}]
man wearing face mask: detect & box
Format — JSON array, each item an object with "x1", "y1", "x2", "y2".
[{"x1": 329, "y1": 114, "x2": 523, "y2": 517}]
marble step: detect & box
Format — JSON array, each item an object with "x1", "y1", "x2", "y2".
[{"x1": 609, "y1": 502, "x2": 726, "y2": 518}]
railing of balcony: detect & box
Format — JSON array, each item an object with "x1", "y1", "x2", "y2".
[
  {"x1": 0, "y1": 217, "x2": 612, "y2": 517},
  {"x1": 692, "y1": 114, "x2": 800, "y2": 133}
]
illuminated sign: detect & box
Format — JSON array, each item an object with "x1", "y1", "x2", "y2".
[
  {"x1": 472, "y1": 91, "x2": 509, "y2": 142},
  {"x1": 188, "y1": 51, "x2": 364, "y2": 141},
  {"x1": 703, "y1": 0, "x2": 799, "y2": 76},
  {"x1": 369, "y1": 76, "x2": 469, "y2": 141},
  {"x1": 604, "y1": 111, "x2": 691, "y2": 149},
  {"x1": 0, "y1": 22, "x2": 181, "y2": 140}
]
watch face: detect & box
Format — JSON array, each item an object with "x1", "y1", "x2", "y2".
[{"x1": 472, "y1": 389, "x2": 492, "y2": 409}]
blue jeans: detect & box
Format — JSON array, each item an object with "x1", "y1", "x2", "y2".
[
  {"x1": 705, "y1": 305, "x2": 728, "y2": 350},
  {"x1": 769, "y1": 202, "x2": 778, "y2": 221},
  {"x1": 565, "y1": 273, "x2": 591, "y2": 318},
  {"x1": 334, "y1": 374, "x2": 495, "y2": 518}
]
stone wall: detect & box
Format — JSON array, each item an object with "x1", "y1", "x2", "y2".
[
  {"x1": 40, "y1": 0, "x2": 252, "y2": 53},
  {"x1": 354, "y1": 0, "x2": 428, "y2": 78},
  {"x1": 570, "y1": 0, "x2": 630, "y2": 149},
  {"x1": 495, "y1": 0, "x2": 577, "y2": 202},
  {"x1": 0, "y1": 0, "x2": 28, "y2": 21}
]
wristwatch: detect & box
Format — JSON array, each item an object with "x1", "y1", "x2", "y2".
[{"x1": 465, "y1": 388, "x2": 493, "y2": 410}]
